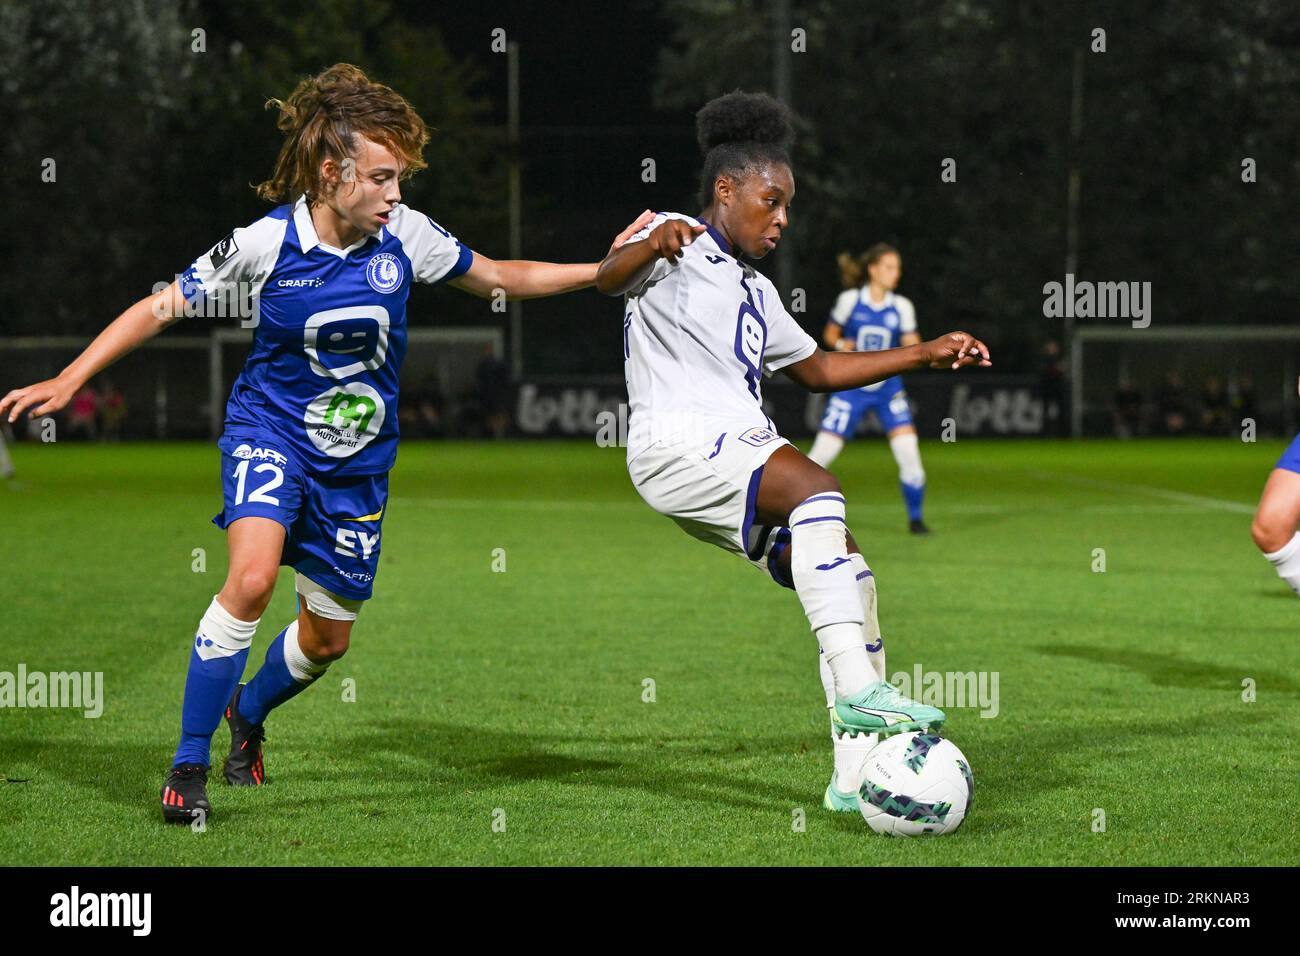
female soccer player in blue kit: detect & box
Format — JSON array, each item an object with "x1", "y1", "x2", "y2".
[
  {"x1": 807, "y1": 245, "x2": 930, "y2": 534},
  {"x1": 1252, "y1": 382, "x2": 1300, "y2": 595},
  {"x1": 0, "y1": 64, "x2": 651, "y2": 823}
]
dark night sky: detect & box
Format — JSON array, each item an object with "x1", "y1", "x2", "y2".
[
  {"x1": 399, "y1": 2, "x2": 706, "y2": 375},
  {"x1": 409, "y1": 2, "x2": 690, "y2": 128},
  {"x1": 408, "y1": 1, "x2": 704, "y2": 223}
]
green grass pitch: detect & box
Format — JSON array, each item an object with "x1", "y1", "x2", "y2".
[{"x1": 1, "y1": 437, "x2": 1297, "y2": 865}]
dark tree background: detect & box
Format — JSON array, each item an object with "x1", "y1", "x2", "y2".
[
  {"x1": 1, "y1": 0, "x2": 1296, "y2": 379},
  {"x1": 655, "y1": 0, "x2": 1299, "y2": 372}
]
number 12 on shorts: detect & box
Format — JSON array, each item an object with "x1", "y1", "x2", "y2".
[{"x1": 232, "y1": 458, "x2": 283, "y2": 507}]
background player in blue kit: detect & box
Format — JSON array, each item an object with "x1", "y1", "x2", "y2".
[
  {"x1": 1252, "y1": 380, "x2": 1300, "y2": 595},
  {"x1": 0, "y1": 64, "x2": 651, "y2": 823},
  {"x1": 807, "y1": 245, "x2": 930, "y2": 534}
]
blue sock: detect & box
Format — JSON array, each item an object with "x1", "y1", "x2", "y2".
[
  {"x1": 238, "y1": 623, "x2": 319, "y2": 726},
  {"x1": 901, "y1": 480, "x2": 925, "y2": 523},
  {"x1": 173, "y1": 599, "x2": 257, "y2": 767}
]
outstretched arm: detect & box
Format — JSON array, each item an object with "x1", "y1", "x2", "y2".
[
  {"x1": 449, "y1": 255, "x2": 597, "y2": 300},
  {"x1": 596, "y1": 218, "x2": 706, "y2": 296},
  {"x1": 1, "y1": 281, "x2": 188, "y2": 422},
  {"x1": 783, "y1": 331, "x2": 992, "y2": 393},
  {"x1": 450, "y1": 210, "x2": 656, "y2": 301}
]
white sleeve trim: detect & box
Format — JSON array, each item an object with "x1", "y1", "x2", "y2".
[
  {"x1": 895, "y1": 294, "x2": 917, "y2": 333},
  {"x1": 185, "y1": 214, "x2": 286, "y2": 303},
  {"x1": 829, "y1": 288, "x2": 858, "y2": 325},
  {"x1": 387, "y1": 204, "x2": 472, "y2": 284},
  {"x1": 765, "y1": 336, "x2": 818, "y2": 375}
]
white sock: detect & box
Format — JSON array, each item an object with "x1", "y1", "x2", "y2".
[
  {"x1": 790, "y1": 492, "x2": 871, "y2": 698},
  {"x1": 282, "y1": 620, "x2": 329, "y2": 683},
  {"x1": 849, "y1": 553, "x2": 887, "y2": 682},
  {"x1": 819, "y1": 624, "x2": 875, "y2": 698},
  {"x1": 818, "y1": 647, "x2": 836, "y2": 709},
  {"x1": 819, "y1": 649, "x2": 877, "y2": 790},
  {"x1": 807, "y1": 432, "x2": 844, "y2": 468},
  {"x1": 832, "y1": 728, "x2": 878, "y2": 792},
  {"x1": 195, "y1": 596, "x2": 259, "y2": 661},
  {"x1": 1264, "y1": 533, "x2": 1300, "y2": 596},
  {"x1": 889, "y1": 431, "x2": 925, "y2": 487}
]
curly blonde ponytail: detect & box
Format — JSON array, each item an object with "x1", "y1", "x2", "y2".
[{"x1": 256, "y1": 63, "x2": 430, "y2": 205}]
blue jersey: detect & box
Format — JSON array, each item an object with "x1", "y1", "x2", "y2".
[
  {"x1": 181, "y1": 196, "x2": 473, "y2": 476},
  {"x1": 828, "y1": 288, "x2": 917, "y2": 394}
]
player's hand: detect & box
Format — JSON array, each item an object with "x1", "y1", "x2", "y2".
[
  {"x1": 922, "y1": 332, "x2": 993, "y2": 370},
  {"x1": 0, "y1": 377, "x2": 76, "y2": 423},
  {"x1": 649, "y1": 219, "x2": 707, "y2": 265},
  {"x1": 606, "y1": 209, "x2": 656, "y2": 258}
]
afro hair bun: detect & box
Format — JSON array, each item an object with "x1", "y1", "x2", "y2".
[{"x1": 695, "y1": 90, "x2": 794, "y2": 155}]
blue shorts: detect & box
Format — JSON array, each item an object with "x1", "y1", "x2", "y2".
[
  {"x1": 1277, "y1": 433, "x2": 1300, "y2": 475},
  {"x1": 213, "y1": 431, "x2": 388, "y2": 601},
  {"x1": 819, "y1": 378, "x2": 913, "y2": 437}
]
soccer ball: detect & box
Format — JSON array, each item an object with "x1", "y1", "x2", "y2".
[{"x1": 857, "y1": 732, "x2": 973, "y2": 836}]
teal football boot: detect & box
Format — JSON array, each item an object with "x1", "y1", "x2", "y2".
[
  {"x1": 823, "y1": 769, "x2": 862, "y2": 813},
  {"x1": 822, "y1": 729, "x2": 880, "y2": 814},
  {"x1": 832, "y1": 680, "x2": 945, "y2": 737}
]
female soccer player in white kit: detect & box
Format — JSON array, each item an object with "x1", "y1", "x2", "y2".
[{"x1": 597, "y1": 91, "x2": 991, "y2": 813}]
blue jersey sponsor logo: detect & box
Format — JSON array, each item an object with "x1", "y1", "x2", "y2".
[
  {"x1": 840, "y1": 291, "x2": 905, "y2": 394},
  {"x1": 218, "y1": 206, "x2": 415, "y2": 476}
]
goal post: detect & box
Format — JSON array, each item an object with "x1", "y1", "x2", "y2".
[
  {"x1": 0, "y1": 327, "x2": 504, "y2": 441},
  {"x1": 209, "y1": 326, "x2": 504, "y2": 439},
  {"x1": 0, "y1": 335, "x2": 214, "y2": 440},
  {"x1": 1069, "y1": 325, "x2": 1300, "y2": 438}
]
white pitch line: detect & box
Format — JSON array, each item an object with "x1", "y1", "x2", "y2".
[
  {"x1": 391, "y1": 496, "x2": 1219, "y2": 517},
  {"x1": 391, "y1": 496, "x2": 645, "y2": 513},
  {"x1": 1027, "y1": 470, "x2": 1256, "y2": 515}
]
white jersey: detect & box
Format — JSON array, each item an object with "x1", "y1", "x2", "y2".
[{"x1": 621, "y1": 212, "x2": 817, "y2": 461}]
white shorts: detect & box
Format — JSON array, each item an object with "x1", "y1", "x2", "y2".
[{"x1": 628, "y1": 423, "x2": 790, "y2": 568}]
